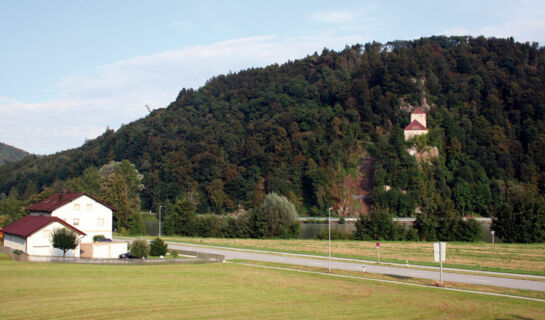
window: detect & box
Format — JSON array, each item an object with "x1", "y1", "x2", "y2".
[
  {"x1": 73, "y1": 218, "x2": 80, "y2": 226},
  {"x1": 74, "y1": 203, "x2": 80, "y2": 211},
  {"x1": 97, "y1": 218, "x2": 104, "y2": 227},
  {"x1": 86, "y1": 204, "x2": 93, "y2": 211}
]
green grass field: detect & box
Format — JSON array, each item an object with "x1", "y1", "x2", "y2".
[
  {"x1": 0, "y1": 253, "x2": 543, "y2": 319},
  {"x1": 148, "y1": 236, "x2": 545, "y2": 275}
]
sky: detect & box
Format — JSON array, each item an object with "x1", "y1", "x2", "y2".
[{"x1": 1, "y1": 0, "x2": 545, "y2": 155}]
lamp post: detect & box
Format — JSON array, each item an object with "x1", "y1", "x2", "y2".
[
  {"x1": 159, "y1": 206, "x2": 163, "y2": 238},
  {"x1": 328, "y1": 207, "x2": 332, "y2": 274}
]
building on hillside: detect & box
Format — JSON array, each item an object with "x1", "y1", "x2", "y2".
[
  {"x1": 404, "y1": 107, "x2": 428, "y2": 140},
  {"x1": 2, "y1": 192, "x2": 127, "y2": 258},
  {"x1": 27, "y1": 192, "x2": 115, "y2": 244},
  {"x1": 2, "y1": 215, "x2": 85, "y2": 257}
]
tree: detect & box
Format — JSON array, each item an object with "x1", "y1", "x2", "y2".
[
  {"x1": 51, "y1": 228, "x2": 80, "y2": 257},
  {"x1": 0, "y1": 195, "x2": 25, "y2": 227},
  {"x1": 205, "y1": 179, "x2": 227, "y2": 213},
  {"x1": 494, "y1": 193, "x2": 545, "y2": 243},
  {"x1": 354, "y1": 208, "x2": 403, "y2": 240},
  {"x1": 99, "y1": 160, "x2": 145, "y2": 234},
  {"x1": 164, "y1": 198, "x2": 196, "y2": 235},
  {"x1": 150, "y1": 237, "x2": 168, "y2": 256},
  {"x1": 251, "y1": 193, "x2": 300, "y2": 238}
]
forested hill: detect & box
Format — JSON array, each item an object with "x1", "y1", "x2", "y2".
[
  {"x1": 1, "y1": 36, "x2": 544, "y2": 219},
  {"x1": 0, "y1": 142, "x2": 29, "y2": 165}
]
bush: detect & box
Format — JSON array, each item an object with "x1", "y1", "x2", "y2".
[
  {"x1": 129, "y1": 239, "x2": 150, "y2": 258},
  {"x1": 93, "y1": 235, "x2": 106, "y2": 242},
  {"x1": 354, "y1": 209, "x2": 404, "y2": 241},
  {"x1": 12, "y1": 249, "x2": 23, "y2": 255},
  {"x1": 150, "y1": 237, "x2": 168, "y2": 256},
  {"x1": 317, "y1": 229, "x2": 353, "y2": 240},
  {"x1": 170, "y1": 250, "x2": 179, "y2": 258},
  {"x1": 404, "y1": 228, "x2": 420, "y2": 241},
  {"x1": 456, "y1": 219, "x2": 482, "y2": 242}
]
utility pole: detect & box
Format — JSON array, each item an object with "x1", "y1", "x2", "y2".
[
  {"x1": 328, "y1": 207, "x2": 332, "y2": 273},
  {"x1": 159, "y1": 206, "x2": 163, "y2": 237}
]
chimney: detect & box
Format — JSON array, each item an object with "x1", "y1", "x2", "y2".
[{"x1": 57, "y1": 194, "x2": 63, "y2": 201}]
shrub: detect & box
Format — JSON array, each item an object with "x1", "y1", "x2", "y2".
[
  {"x1": 404, "y1": 228, "x2": 420, "y2": 241},
  {"x1": 130, "y1": 239, "x2": 150, "y2": 258},
  {"x1": 456, "y1": 219, "x2": 482, "y2": 242},
  {"x1": 354, "y1": 209, "x2": 404, "y2": 241},
  {"x1": 170, "y1": 250, "x2": 179, "y2": 258},
  {"x1": 317, "y1": 229, "x2": 353, "y2": 240},
  {"x1": 12, "y1": 249, "x2": 23, "y2": 255},
  {"x1": 93, "y1": 235, "x2": 106, "y2": 242},
  {"x1": 150, "y1": 237, "x2": 168, "y2": 256}
]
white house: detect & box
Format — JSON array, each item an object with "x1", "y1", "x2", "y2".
[
  {"x1": 3, "y1": 192, "x2": 127, "y2": 258},
  {"x1": 27, "y1": 192, "x2": 115, "y2": 244},
  {"x1": 2, "y1": 215, "x2": 85, "y2": 257},
  {"x1": 404, "y1": 107, "x2": 428, "y2": 140}
]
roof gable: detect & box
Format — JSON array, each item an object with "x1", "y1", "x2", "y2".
[
  {"x1": 411, "y1": 107, "x2": 426, "y2": 114},
  {"x1": 404, "y1": 120, "x2": 428, "y2": 131},
  {"x1": 27, "y1": 192, "x2": 116, "y2": 213},
  {"x1": 2, "y1": 215, "x2": 86, "y2": 238}
]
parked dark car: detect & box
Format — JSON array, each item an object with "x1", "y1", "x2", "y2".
[{"x1": 119, "y1": 252, "x2": 138, "y2": 259}]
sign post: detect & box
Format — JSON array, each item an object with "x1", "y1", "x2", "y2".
[
  {"x1": 491, "y1": 230, "x2": 495, "y2": 244},
  {"x1": 376, "y1": 242, "x2": 380, "y2": 263},
  {"x1": 434, "y1": 242, "x2": 446, "y2": 284}
]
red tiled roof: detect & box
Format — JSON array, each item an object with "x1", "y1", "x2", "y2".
[
  {"x1": 27, "y1": 192, "x2": 117, "y2": 213},
  {"x1": 412, "y1": 107, "x2": 426, "y2": 114},
  {"x1": 2, "y1": 215, "x2": 86, "y2": 238},
  {"x1": 404, "y1": 120, "x2": 428, "y2": 131}
]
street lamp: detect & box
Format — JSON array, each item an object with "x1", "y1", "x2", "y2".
[
  {"x1": 328, "y1": 207, "x2": 332, "y2": 274},
  {"x1": 159, "y1": 206, "x2": 163, "y2": 238}
]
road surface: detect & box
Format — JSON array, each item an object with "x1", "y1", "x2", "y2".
[{"x1": 165, "y1": 242, "x2": 545, "y2": 292}]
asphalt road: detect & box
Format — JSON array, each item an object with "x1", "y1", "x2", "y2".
[{"x1": 166, "y1": 242, "x2": 545, "y2": 292}]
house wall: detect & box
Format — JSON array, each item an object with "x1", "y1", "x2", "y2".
[
  {"x1": 411, "y1": 113, "x2": 426, "y2": 128},
  {"x1": 51, "y1": 195, "x2": 113, "y2": 243},
  {"x1": 4, "y1": 234, "x2": 25, "y2": 252},
  {"x1": 404, "y1": 129, "x2": 428, "y2": 140},
  {"x1": 26, "y1": 221, "x2": 81, "y2": 257}
]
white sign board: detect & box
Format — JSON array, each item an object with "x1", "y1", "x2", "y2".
[{"x1": 434, "y1": 242, "x2": 446, "y2": 262}]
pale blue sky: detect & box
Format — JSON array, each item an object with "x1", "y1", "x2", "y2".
[{"x1": 1, "y1": 1, "x2": 545, "y2": 154}]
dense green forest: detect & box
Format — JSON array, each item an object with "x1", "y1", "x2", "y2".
[
  {"x1": 0, "y1": 142, "x2": 28, "y2": 165},
  {"x1": 1, "y1": 36, "x2": 545, "y2": 241}
]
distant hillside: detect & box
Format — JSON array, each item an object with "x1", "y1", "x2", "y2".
[
  {"x1": 0, "y1": 36, "x2": 544, "y2": 219},
  {"x1": 0, "y1": 142, "x2": 28, "y2": 165}
]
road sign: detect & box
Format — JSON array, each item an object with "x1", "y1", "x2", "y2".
[
  {"x1": 434, "y1": 242, "x2": 446, "y2": 262},
  {"x1": 434, "y1": 242, "x2": 446, "y2": 284}
]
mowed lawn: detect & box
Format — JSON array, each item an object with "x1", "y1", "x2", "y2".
[
  {"x1": 0, "y1": 254, "x2": 543, "y2": 319},
  {"x1": 155, "y1": 236, "x2": 545, "y2": 275}
]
